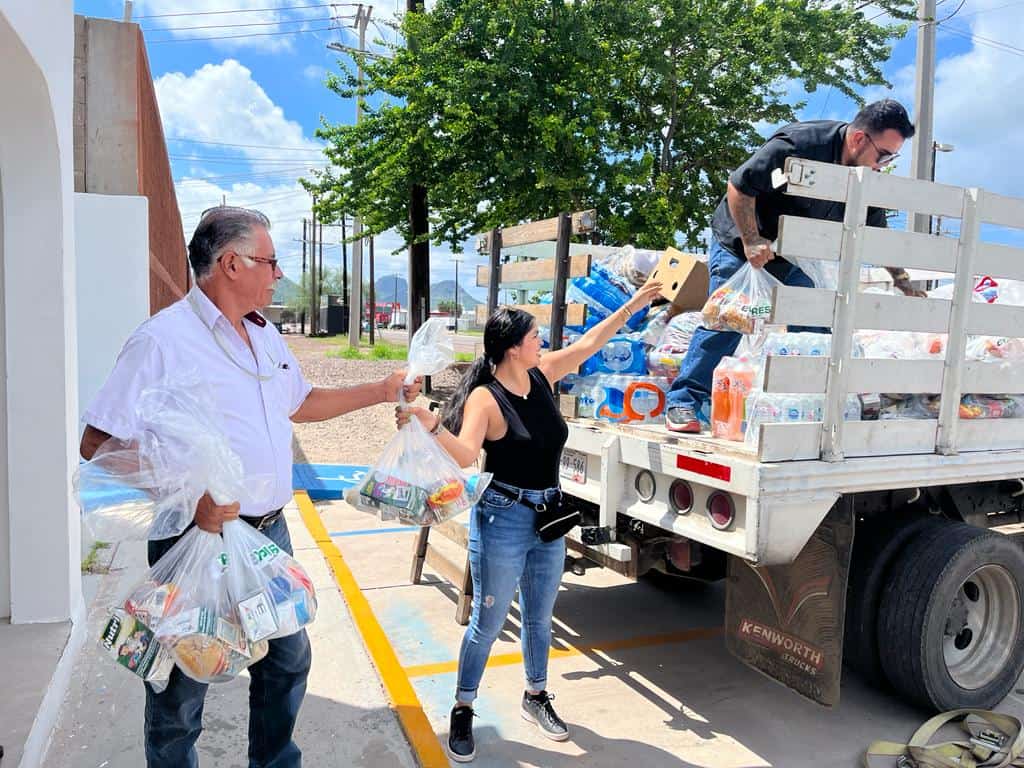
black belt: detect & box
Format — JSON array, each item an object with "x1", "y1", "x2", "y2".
[
  {"x1": 488, "y1": 481, "x2": 560, "y2": 512},
  {"x1": 243, "y1": 508, "x2": 284, "y2": 532}
]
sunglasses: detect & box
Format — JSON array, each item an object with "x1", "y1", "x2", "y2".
[{"x1": 864, "y1": 133, "x2": 900, "y2": 166}]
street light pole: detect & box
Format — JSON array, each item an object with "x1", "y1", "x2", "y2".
[
  {"x1": 909, "y1": 0, "x2": 937, "y2": 234},
  {"x1": 930, "y1": 141, "x2": 955, "y2": 235}
]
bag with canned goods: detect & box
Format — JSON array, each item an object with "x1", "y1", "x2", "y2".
[
  {"x1": 221, "y1": 518, "x2": 317, "y2": 643},
  {"x1": 117, "y1": 526, "x2": 269, "y2": 684}
]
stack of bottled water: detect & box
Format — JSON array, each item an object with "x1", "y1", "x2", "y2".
[
  {"x1": 763, "y1": 332, "x2": 831, "y2": 357},
  {"x1": 563, "y1": 374, "x2": 669, "y2": 425}
]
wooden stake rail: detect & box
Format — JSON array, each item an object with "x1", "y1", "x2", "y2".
[{"x1": 757, "y1": 158, "x2": 1024, "y2": 462}]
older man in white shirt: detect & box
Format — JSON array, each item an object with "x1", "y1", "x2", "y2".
[{"x1": 80, "y1": 206, "x2": 419, "y2": 768}]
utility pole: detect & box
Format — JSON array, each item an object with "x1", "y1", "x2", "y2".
[
  {"x1": 345, "y1": 4, "x2": 372, "y2": 347},
  {"x1": 310, "y1": 196, "x2": 319, "y2": 335},
  {"x1": 300, "y1": 218, "x2": 307, "y2": 335},
  {"x1": 909, "y1": 0, "x2": 937, "y2": 234},
  {"x1": 318, "y1": 220, "x2": 324, "y2": 332},
  {"x1": 340, "y1": 213, "x2": 348, "y2": 333},
  {"x1": 369, "y1": 236, "x2": 376, "y2": 346},
  {"x1": 451, "y1": 255, "x2": 463, "y2": 333},
  {"x1": 407, "y1": 0, "x2": 429, "y2": 343}
]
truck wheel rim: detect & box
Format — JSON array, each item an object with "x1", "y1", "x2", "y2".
[{"x1": 943, "y1": 564, "x2": 1020, "y2": 690}]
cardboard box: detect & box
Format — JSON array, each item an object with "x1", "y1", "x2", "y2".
[{"x1": 649, "y1": 247, "x2": 709, "y2": 311}]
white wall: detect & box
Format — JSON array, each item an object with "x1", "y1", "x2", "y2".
[
  {"x1": 1, "y1": 0, "x2": 82, "y2": 623},
  {"x1": 76, "y1": 193, "x2": 150, "y2": 418}
]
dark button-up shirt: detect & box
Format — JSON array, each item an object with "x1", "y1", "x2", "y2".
[{"x1": 711, "y1": 120, "x2": 887, "y2": 261}]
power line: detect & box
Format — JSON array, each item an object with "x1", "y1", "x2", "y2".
[
  {"x1": 955, "y1": 0, "x2": 1024, "y2": 20},
  {"x1": 937, "y1": 0, "x2": 967, "y2": 23},
  {"x1": 167, "y1": 137, "x2": 324, "y2": 152},
  {"x1": 942, "y1": 24, "x2": 1024, "y2": 57},
  {"x1": 169, "y1": 152, "x2": 329, "y2": 165},
  {"x1": 142, "y1": 14, "x2": 341, "y2": 33},
  {"x1": 147, "y1": 23, "x2": 339, "y2": 44},
  {"x1": 135, "y1": 2, "x2": 357, "y2": 19}
]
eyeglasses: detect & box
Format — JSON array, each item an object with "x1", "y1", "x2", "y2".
[
  {"x1": 242, "y1": 254, "x2": 280, "y2": 272},
  {"x1": 864, "y1": 133, "x2": 900, "y2": 166},
  {"x1": 199, "y1": 205, "x2": 270, "y2": 227}
]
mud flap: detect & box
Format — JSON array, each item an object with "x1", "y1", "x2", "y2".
[{"x1": 725, "y1": 498, "x2": 853, "y2": 707}]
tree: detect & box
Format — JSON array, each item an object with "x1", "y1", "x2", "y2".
[
  {"x1": 306, "y1": 0, "x2": 913, "y2": 250},
  {"x1": 438, "y1": 299, "x2": 462, "y2": 315}
]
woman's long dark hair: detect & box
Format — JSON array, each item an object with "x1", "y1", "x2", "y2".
[{"x1": 442, "y1": 307, "x2": 535, "y2": 434}]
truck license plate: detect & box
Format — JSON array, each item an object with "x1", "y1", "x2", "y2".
[{"x1": 559, "y1": 449, "x2": 587, "y2": 484}]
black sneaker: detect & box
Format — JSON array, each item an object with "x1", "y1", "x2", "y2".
[
  {"x1": 521, "y1": 691, "x2": 569, "y2": 741},
  {"x1": 448, "y1": 705, "x2": 476, "y2": 762},
  {"x1": 665, "y1": 406, "x2": 701, "y2": 433}
]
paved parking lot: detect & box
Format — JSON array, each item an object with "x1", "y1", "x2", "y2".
[{"x1": 301, "y1": 492, "x2": 1024, "y2": 768}]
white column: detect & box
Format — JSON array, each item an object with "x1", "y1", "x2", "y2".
[{"x1": 1, "y1": 2, "x2": 82, "y2": 623}]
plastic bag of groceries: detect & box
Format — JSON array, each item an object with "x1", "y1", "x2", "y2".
[
  {"x1": 356, "y1": 414, "x2": 492, "y2": 525},
  {"x1": 118, "y1": 526, "x2": 269, "y2": 684},
  {"x1": 353, "y1": 317, "x2": 492, "y2": 524},
  {"x1": 74, "y1": 373, "x2": 273, "y2": 541},
  {"x1": 222, "y1": 519, "x2": 317, "y2": 642},
  {"x1": 701, "y1": 264, "x2": 782, "y2": 334}
]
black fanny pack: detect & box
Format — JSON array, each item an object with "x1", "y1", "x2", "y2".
[{"x1": 488, "y1": 483, "x2": 581, "y2": 542}]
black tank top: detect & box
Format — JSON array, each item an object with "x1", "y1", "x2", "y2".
[{"x1": 482, "y1": 368, "x2": 569, "y2": 490}]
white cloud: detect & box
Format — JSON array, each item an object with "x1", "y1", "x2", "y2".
[
  {"x1": 303, "y1": 64, "x2": 327, "y2": 82},
  {"x1": 861, "y1": 1, "x2": 1024, "y2": 198},
  {"x1": 155, "y1": 57, "x2": 485, "y2": 298},
  {"x1": 155, "y1": 59, "x2": 326, "y2": 160},
  {"x1": 135, "y1": 0, "x2": 335, "y2": 52}
]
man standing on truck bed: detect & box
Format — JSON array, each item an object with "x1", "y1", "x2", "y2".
[{"x1": 664, "y1": 98, "x2": 924, "y2": 433}]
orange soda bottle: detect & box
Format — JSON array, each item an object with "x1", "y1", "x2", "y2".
[
  {"x1": 727, "y1": 358, "x2": 756, "y2": 441},
  {"x1": 711, "y1": 358, "x2": 736, "y2": 439}
]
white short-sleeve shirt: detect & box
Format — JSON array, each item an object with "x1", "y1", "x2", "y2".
[{"x1": 83, "y1": 285, "x2": 313, "y2": 517}]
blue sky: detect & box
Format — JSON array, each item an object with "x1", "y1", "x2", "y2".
[{"x1": 73, "y1": 0, "x2": 1024, "y2": 298}]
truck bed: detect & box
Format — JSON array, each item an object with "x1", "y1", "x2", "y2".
[{"x1": 562, "y1": 418, "x2": 1024, "y2": 567}]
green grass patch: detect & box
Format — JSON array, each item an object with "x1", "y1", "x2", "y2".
[
  {"x1": 454, "y1": 352, "x2": 476, "y2": 363},
  {"x1": 328, "y1": 340, "x2": 408, "y2": 360},
  {"x1": 82, "y1": 541, "x2": 111, "y2": 574}
]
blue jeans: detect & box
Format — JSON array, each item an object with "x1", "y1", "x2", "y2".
[
  {"x1": 666, "y1": 238, "x2": 820, "y2": 419},
  {"x1": 144, "y1": 516, "x2": 312, "y2": 768},
  {"x1": 456, "y1": 484, "x2": 566, "y2": 703}
]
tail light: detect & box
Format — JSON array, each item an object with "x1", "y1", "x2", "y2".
[
  {"x1": 706, "y1": 492, "x2": 735, "y2": 530},
  {"x1": 669, "y1": 479, "x2": 694, "y2": 514}
]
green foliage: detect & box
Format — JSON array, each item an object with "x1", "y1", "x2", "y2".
[
  {"x1": 306, "y1": 0, "x2": 913, "y2": 250},
  {"x1": 437, "y1": 299, "x2": 462, "y2": 315},
  {"x1": 327, "y1": 340, "x2": 408, "y2": 360}
]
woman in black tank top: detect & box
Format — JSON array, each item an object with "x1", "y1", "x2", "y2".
[{"x1": 398, "y1": 278, "x2": 662, "y2": 762}]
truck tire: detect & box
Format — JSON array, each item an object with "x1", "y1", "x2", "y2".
[
  {"x1": 844, "y1": 514, "x2": 943, "y2": 684},
  {"x1": 878, "y1": 521, "x2": 1024, "y2": 711}
]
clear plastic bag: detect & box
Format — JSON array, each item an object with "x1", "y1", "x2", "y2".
[
  {"x1": 356, "y1": 414, "x2": 491, "y2": 526},
  {"x1": 657, "y1": 312, "x2": 703, "y2": 353},
  {"x1": 404, "y1": 317, "x2": 455, "y2": 384},
  {"x1": 121, "y1": 526, "x2": 268, "y2": 684},
  {"x1": 701, "y1": 263, "x2": 782, "y2": 334},
  {"x1": 74, "y1": 374, "x2": 273, "y2": 541},
  {"x1": 222, "y1": 519, "x2": 317, "y2": 642}
]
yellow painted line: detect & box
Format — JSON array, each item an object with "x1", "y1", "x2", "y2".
[
  {"x1": 405, "y1": 626, "x2": 723, "y2": 678},
  {"x1": 295, "y1": 491, "x2": 449, "y2": 768}
]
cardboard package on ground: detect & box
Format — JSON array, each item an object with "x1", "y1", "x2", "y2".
[{"x1": 649, "y1": 247, "x2": 710, "y2": 311}]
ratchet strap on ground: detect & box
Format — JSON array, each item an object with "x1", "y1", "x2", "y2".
[{"x1": 865, "y1": 709, "x2": 1024, "y2": 767}]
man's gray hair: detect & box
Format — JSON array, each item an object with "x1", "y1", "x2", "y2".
[{"x1": 188, "y1": 206, "x2": 271, "y2": 280}]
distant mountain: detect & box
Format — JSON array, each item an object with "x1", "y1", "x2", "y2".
[
  {"x1": 375, "y1": 274, "x2": 481, "y2": 310},
  {"x1": 430, "y1": 279, "x2": 482, "y2": 310},
  {"x1": 374, "y1": 275, "x2": 408, "y2": 305},
  {"x1": 272, "y1": 276, "x2": 303, "y2": 305}
]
